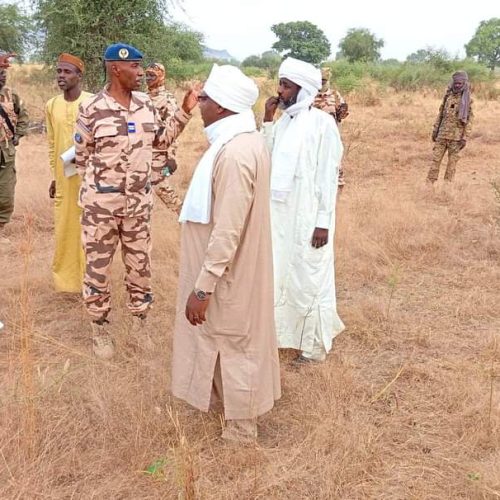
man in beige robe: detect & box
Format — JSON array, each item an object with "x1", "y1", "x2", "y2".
[{"x1": 171, "y1": 64, "x2": 281, "y2": 442}]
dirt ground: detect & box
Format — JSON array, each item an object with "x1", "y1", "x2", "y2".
[{"x1": 0, "y1": 82, "x2": 499, "y2": 499}]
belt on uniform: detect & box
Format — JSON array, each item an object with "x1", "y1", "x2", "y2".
[{"x1": 96, "y1": 182, "x2": 152, "y2": 194}]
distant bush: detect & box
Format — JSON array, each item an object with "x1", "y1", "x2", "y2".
[
  {"x1": 325, "y1": 59, "x2": 496, "y2": 97},
  {"x1": 240, "y1": 66, "x2": 267, "y2": 78},
  {"x1": 166, "y1": 59, "x2": 213, "y2": 82}
]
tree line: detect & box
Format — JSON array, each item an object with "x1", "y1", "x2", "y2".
[
  {"x1": 242, "y1": 20, "x2": 499, "y2": 72},
  {"x1": 0, "y1": 0, "x2": 204, "y2": 90},
  {"x1": 1, "y1": 2, "x2": 498, "y2": 90}
]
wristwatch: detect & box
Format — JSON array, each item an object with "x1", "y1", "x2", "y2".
[{"x1": 194, "y1": 288, "x2": 210, "y2": 301}]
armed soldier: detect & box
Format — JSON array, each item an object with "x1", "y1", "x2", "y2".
[
  {"x1": 314, "y1": 67, "x2": 348, "y2": 190},
  {"x1": 74, "y1": 43, "x2": 198, "y2": 359},
  {"x1": 427, "y1": 71, "x2": 473, "y2": 184},
  {"x1": 145, "y1": 62, "x2": 183, "y2": 215},
  {"x1": 0, "y1": 51, "x2": 28, "y2": 245}
]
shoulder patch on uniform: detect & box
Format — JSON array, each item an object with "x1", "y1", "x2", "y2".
[
  {"x1": 76, "y1": 119, "x2": 91, "y2": 133},
  {"x1": 74, "y1": 132, "x2": 83, "y2": 144}
]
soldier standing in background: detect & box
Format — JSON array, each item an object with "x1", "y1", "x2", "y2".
[
  {"x1": 314, "y1": 67, "x2": 348, "y2": 190},
  {"x1": 427, "y1": 71, "x2": 473, "y2": 184},
  {"x1": 0, "y1": 51, "x2": 29, "y2": 245},
  {"x1": 74, "y1": 43, "x2": 198, "y2": 359},
  {"x1": 145, "y1": 62, "x2": 183, "y2": 214}
]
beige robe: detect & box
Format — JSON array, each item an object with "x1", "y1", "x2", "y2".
[{"x1": 171, "y1": 131, "x2": 281, "y2": 420}]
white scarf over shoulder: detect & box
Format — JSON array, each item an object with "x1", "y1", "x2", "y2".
[
  {"x1": 271, "y1": 57, "x2": 322, "y2": 202},
  {"x1": 179, "y1": 65, "x2": 259, "y2": 224}
]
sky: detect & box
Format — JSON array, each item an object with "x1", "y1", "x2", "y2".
[{"x1": 174, "y1": 0, "x2": 498, "y2": 61}]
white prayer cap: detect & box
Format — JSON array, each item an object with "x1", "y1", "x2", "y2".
[
  {"x1": 203, "y1": 64, "x2": 259, "y2": 113},
  {"x1": 278, "y1": 57, "x2": 322, "y2": 95}
]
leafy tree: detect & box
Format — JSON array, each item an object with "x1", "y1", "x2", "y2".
[
  {"x1": 33, "y1": 0, "x2": 203, "y2": 90},
  {"x1": 161, "y1": 23, "x2": 204, "y2": 64},
  {"x1": 271, "y1": 21, "x2": 330, "y2": 64},
  {"x1": 241, "y1": 55, "x2": 262, "y2": 67},
  {"x1": 260, "y1": 50, "x2": 282, "y2": 68},
  {"x1": 406, "y1": 49, "x2": 430, "y2": 64},
  {"x1": 406, "y1": 47, "x2": 453, "y2": 70},
  {"x1": 338, "y1": 28, "x2": 384, "y2": 63},
  {"x1": 465, "y1": 18, "x2": 500, "y2": 71},
  {"x1": 0, "y1": 3, "x2": 33, "y2": 59},
  {"x1": 242, "y1": 50, "x2": 281, "y2": 69}
]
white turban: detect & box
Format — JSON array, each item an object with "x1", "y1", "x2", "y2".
[
  {"x1": 278, "y1": 57, "x2": 322, "y2": 96},
  {"x1": 271, "y1": 57, "x2": 323, "y2": 203},
  {"x1": 203, "y1": 64, "x2": 259, "y2": 113}
]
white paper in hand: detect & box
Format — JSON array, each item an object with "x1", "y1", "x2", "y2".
[{"x1": 60, "y1": 146, "x2": 77, "y2": 177}]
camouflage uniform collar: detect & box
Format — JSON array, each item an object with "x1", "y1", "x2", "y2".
[
  {"x1": 102, "y1": 85, "x2": 143, "y2": 111},
  {"x1": 148, "y1": 85, "x2": 166, "y2": 97}
]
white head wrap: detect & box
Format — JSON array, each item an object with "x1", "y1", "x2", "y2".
[
  {"x1": 270, "y1": 58, "x2": 323, "y2": 202},
  {"x1": 203, "y1": 64, "x2": 259, "y2": 113},
  {"x1": 278, "y1": 57, "x2": 322, "y2": 96},
  {"x1": 178, "y1": 64, "x2": 258, "y2": 224}
]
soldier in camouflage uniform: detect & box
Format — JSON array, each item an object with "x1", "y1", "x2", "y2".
[
  {"x1": 427, "y1": 71, "x2": 473, "y2": 183},
  {"x1": 0, "y1": 51, "x2": 29, "y2": 245},
  {"x1": 145, "y1": 62, "x2": 183, "y2": 215},
  {"x1": 314, "y1": 67, "x2": 348, "y2": 189},
  {"x1": 74, "y1": 43, "x2": 198, "y2": 359}
]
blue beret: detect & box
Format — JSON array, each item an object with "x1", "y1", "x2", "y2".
[{"x1": 103, "y1": 43, "x2": 143, "y2": 62}]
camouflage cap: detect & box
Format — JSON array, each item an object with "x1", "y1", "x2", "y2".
[{"x1": 321, "y1": 67, "x2": 331, "y2": 80}]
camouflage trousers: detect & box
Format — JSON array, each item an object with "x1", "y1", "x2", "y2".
[
  {"x1": 427, "y1": 140, "x2": 462, "y2": 183},
  {"x1": 81, "y1": 210, "x2": 153, "y2": 321},
  {"x1": 0, "y1": 161, "x2": 16, "y2": 225}
]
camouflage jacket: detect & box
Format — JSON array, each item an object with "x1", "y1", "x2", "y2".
[
  {"x1": 433, "y1": 91, "x2": 473, "y2": 142},
  {"x1": 148, "y1": 85, "x2": 179, "y2": 123},
  {"x1": 314, "y1": 89, "x2": 347, "y2": 122},
  {"x1": 0, "y1": 86, "x2": 29, "y2": 165},
  {"x1": 74, "y1": 87, "x2": 190, "y2": 217},
  {"x1": 147, "y1": 85, "x2": 179, "y2": 182}
]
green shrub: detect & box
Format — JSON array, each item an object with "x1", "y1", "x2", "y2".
[{"x1": 321, "y1": 59, "x2": 496, "y2": 97}]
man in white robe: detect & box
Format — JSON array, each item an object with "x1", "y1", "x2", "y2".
[
  {"x1": 263, "y1": 57, "x2": 345, "y2": 364},
  {"x1": 171, "y1": 65, "x2": 281, "y2": 442}
]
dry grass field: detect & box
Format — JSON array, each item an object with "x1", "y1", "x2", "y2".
[{"x1": 0, "y1": 69, "x2": 499, "y2": 499}]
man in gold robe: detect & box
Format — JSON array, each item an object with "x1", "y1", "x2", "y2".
[{"x1": 46, "y1": 53, "x2": 92, "y2": 292}]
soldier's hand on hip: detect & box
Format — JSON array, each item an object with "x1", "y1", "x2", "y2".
[
  {"x1": 311, "y1": 228, "x2": 328, "y2": 248},
  {"x1": 459, "y1": 139, "x2": 466, "y2": 150},
  {"x1": 48, "y1": 180, "x2": 56, "y2": 199}
]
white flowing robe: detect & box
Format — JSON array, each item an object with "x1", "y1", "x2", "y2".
[{"x1": 263, "y1": 107, "x2": 345, "y2": 355}]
